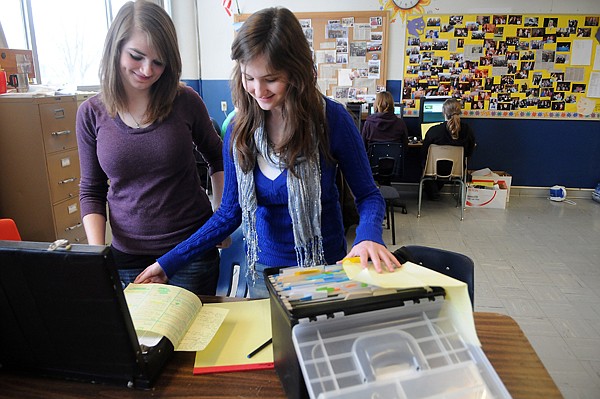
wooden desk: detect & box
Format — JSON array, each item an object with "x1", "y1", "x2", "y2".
[{"x1": 0, "y1": 311, "x2": 561, "y2": 399}]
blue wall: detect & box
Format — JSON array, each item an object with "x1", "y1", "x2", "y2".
[
  {"x1": 193, "y1": 79, "x2": 600, "y2": 189},
  {"x1": 403, "y1": 117, "x2": 600, "y2": 188}
]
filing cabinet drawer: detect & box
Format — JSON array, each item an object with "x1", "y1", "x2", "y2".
[
  {"x1": 53, "y1": 199, "x2": 86, "y2": 243},
  {"x1": 40, "y1": 101, "x2": 77, "y2": 153},
  {"x1": 47, "y1": 149, "x2": 80, "y2": 204}
]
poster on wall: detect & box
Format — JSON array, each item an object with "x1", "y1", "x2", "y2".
[{"x1": 402, "y1": 14, "x2": 600, "y2": 120}]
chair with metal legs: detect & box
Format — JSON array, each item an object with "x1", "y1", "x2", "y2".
[{"x1": 417, "y1": 144, "x2": 467, "y2": 220}]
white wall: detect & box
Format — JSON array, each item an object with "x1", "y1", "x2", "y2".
[
  {"x1": 171, "y1": 0, "x2": 200, "y2": 80},
  {"x1": 197, "y1": 0, "x2": 600, "y2": 81}
]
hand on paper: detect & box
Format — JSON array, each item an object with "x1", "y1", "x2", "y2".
[
  {"x1": 342, "y1": 240, "x2": 401, "y2": 273},
  {"x1": 134, "y1": 261, "x2": 168, "y2": 284}
]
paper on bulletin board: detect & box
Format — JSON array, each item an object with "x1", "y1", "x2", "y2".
[
  {"x1": 587, "y1": 72, "x2": 600, "y2": 98},
  {"x1": 338, "y1": 68, "x2": 353, "y2": 86},
  {"x1": 343, "y1": 261, "x2": 480, "y2": 347},
  {"x1": 571, "y1": 39, "x2": 593, "y2": 66},
  {"x1": 593, "y1": 45, "x2": 600, "y2": 71}
]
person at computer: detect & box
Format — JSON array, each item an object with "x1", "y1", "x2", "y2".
[
  {"x1": 134, "y1": 7, "x2": 401, "y2": 298},
  {"x1": 421, "y1": 98, "x2": 476, "y2": 201},
  {"x1": 76, "y1": 1, "x2": 225, "y2": 295},
  {"x1": 361, "y1": 91, "x2": 409, "y2": 150}
]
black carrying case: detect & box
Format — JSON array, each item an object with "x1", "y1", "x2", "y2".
[{"x1": 0, "y1": 240, "x2": 173, "y2": 389}]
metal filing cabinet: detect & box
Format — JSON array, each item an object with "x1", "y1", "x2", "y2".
[{"x1": 0, "y1": 94, "x2": 88, "y2": 243}]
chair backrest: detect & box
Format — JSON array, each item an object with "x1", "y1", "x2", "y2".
[
  {"x1": 373, "y1": 157, "x2": 396, "y2": 186},
  {"x1": 368, "y1": 142, "x2": 404, "y2": 178},
  {"x1": 216, "y1": 227, "x2": 248, "y2": 297},
  {"x1": 423, "y1": 144, "x2": 464, "y2": 179},
  {"x1": 394, "y1": 245, "x2": 475, "y2": 309},
  {"x1": 0, "y1": 219, "x2": 21, "y2": 241},
  {"x1": 210, "y1": 117, "x2": 221, "y2": 135}
]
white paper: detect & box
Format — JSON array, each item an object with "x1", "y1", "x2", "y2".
[
  {"x1": 587, "y1": 72, "x2": 600, "y2": 98},
  {"x1": 571, "y1": 39, "x2": 593, "y2": 66},
  {"x1": 368, "y1": 59, "x2": 380, "y2": 79},
  {"x1": 565, "y1": 67, "x2": 585, "y2": 82},
  {"x1": 594, "y1": 45, "x2": 600, "y2": 71},
  {"x1": 337, "y1": 68, "x2": 353, "y2": 86},
  {"x1": 353, "y1": 23, "x2": 371, "y2": 41}
]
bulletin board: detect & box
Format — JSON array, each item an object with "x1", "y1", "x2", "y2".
[
  {"x1": 234, "y1": 11, "x2": 389, "y2": 102},
  {"x1": 401, "y1": 14, "x2": 600, "y2": 120}
]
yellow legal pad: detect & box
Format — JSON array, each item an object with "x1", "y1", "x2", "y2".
[{"x1": 194, "y1": 299, "x2": 274, "y2": 374}]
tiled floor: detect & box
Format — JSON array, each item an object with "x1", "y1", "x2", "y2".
[{"x1": 363, "y1": 190, "x2": 600, "y2": 399}]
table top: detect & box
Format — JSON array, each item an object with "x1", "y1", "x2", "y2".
[{"x1": 0, "y1": 311, "x2": 561, "y2": 399}]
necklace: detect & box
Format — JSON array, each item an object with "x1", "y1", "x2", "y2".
[{"x1": 127, "y1": 111, "x2": 142, "y2": 128}]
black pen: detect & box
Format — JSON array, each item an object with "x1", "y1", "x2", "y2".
[{"x1": 247, "y1": 338, "x2": 272, "y2": 359}]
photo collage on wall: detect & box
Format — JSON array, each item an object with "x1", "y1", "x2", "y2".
[
  {"x1": 403, "y1": 14, "x2": 600, "y2": 119},
  {"x1": 299, "y1": 14, "x2": 387, "y2": 102}
]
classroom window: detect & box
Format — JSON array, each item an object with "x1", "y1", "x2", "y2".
[{"x1": 0, "y1": 0, "x2": 155, "y2": 88}]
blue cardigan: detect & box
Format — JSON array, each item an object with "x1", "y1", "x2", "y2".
[{"x1": 158, "y1": 98, "x2": 385, "y2": 277}]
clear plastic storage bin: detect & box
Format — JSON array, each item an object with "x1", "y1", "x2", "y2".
[{"x1": 292, "y1": 299, "x2": 511, "y2": 399}]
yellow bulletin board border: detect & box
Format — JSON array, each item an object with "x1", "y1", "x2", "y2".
[{"x1": 401, "y1": 14, "x2": 600, "y2": 120}]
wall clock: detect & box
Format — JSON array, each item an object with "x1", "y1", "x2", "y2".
[
  {"x1": 380, "y1": 0, "x2": 430, "y2": 22},
  {"x1": 393, "y1": 0, "x2": 420, "y2": 10}
]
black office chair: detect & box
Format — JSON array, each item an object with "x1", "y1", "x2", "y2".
[
  {"x1": 368, "y1": 142, "x2": 407, "y2": 245},
  {"x1": 194, "y1": 118, "x2": 222, "y2": 194},
  {"x1": 393, "y1": 245, "x2": 475, "y2": 309},
  {"x1": 216, "y1": 227, "x2": 248, "y2": 297},
  {"x1": 346, "y1": 102, "x2": 363, "y2": 132},
  {"x1": 368, "y1": 142, "x2": 404, "y2": 178}
]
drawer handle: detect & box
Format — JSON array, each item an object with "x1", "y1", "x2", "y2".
[
  {"x1": 51, "y1": 130, "x2": 71, "y2": 136},
  {"x1": 58, "y1": 177, "x2": 78, "y2": 185},
  {"x1": 65, "y1": 223, "x2": 82, "y2": 231},
  {"x1": 54, "y1": 108, "x2": 66, "y2": 119}
]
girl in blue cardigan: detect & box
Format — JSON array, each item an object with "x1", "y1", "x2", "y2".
[{"x1": 135, "y1": 7, "x2": 401, "y2": 297}]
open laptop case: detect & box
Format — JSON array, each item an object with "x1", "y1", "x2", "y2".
[{"x1": 0, "y1": 240, "x2": 173, "y2": 389}]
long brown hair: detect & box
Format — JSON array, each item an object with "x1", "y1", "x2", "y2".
[
  {"x1": 230, "y1": 7, "x2": 330, "y2": 173},
  {"x1": 443, "y1": 98, "x2": 462, "y2": 139},
  {"x1": 99, "y1": 0, "x2": 182, "y2": 123}
]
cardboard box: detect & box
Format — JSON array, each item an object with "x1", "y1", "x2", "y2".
[
  {"x1": 466, "y1": 187, "x2": 508, "y2": 209},
  {"x1": 0, "y1": 49, "x2": 36, "y2": 79},
  {"x1": 469, "y1": 170, "x2": 512, "y2": 202}
]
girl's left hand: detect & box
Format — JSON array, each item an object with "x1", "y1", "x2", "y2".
[
  {"x1": 342, "y1": 240, "x2": 402, "y2": 273},
  {"x1": 134, "y1": 262, "x2": 168, "y2": 284}
]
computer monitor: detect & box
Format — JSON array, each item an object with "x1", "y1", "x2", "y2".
[
  {"x1": 421, "y1": 123, "x2": 439, "y2": 140},
  {"x1": 367, "y1": 102, "x2": 404, "y2": 118},
  {"x1": 419, "y1": 96, "x2": 450, "y2": 139}
]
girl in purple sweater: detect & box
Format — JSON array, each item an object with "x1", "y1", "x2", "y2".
[
  {"x1": 77, "y1": 1, "x2": 224, "y2": 295},
  {"x1": 135, "y1": 7, "x2": 401, "y2": 298}
]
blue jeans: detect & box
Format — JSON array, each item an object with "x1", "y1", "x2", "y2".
[
  {"x1": 247, "y1": 262, "x2": 271, "y2": 299},
  {"x1": 116, "y1": 248, "x2": 220, "y2": 296}
]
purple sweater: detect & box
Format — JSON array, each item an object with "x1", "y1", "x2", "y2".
[
  {"x1": 76, "y1": 86, "x2": 223, "y2": 256},
  {"x1": 361, "y1": 112, "x2": 408, "y2": 149},
  {"x1": 158, "y1": 98, "x2": 385, "y2": 277}
]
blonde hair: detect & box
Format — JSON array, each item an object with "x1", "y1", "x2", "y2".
[
  {"x1": 443, "y1": 98, "x2": 462, "y2": 139},
  {"x1": 99, "y1": 1, "x2": 182, "y2": 123},
  {"x1": 374, "y1": 91, "x2": 394, "y2": 114}
]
